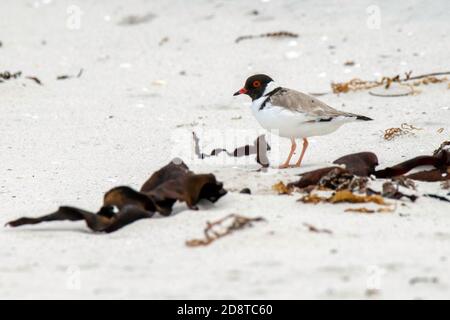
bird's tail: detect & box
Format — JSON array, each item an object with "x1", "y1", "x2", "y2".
[{"x1": 355, "y1": 115, "x2": 373, "y2": 121}]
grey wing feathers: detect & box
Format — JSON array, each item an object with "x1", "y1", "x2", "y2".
[{"x1": 269, "y1": 88, "x2": 371, "y2": 120}]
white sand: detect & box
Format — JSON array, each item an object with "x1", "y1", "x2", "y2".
[{"x1": 1, "y1": 0, "x2": 449, "y2": 299}]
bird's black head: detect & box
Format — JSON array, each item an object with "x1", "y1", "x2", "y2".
[{"x1": 233, "y1": 74, "x2": 274, "y2": 100}]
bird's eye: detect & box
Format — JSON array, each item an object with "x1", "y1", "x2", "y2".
[{"x1": 253, "y1": 80, "x2": 261, "y2": 88}]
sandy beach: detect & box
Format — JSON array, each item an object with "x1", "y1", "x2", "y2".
[{"x1": 1, "y1": 0, "x2": 449, "y2": 299}]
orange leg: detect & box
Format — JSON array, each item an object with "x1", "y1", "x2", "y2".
[
  {"x1": 279, "y1": 138, "x2": 296, "y2": 169},
  {"x1": 294, "y1": 138, "x2": 309, "y2": 167}
]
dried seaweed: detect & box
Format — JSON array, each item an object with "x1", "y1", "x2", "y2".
[
  {"x1": 380, "y1": 181, "x2": 417, "y2": 201},
  {"x1": 344, "y1": 207, "x2": 375, "y2": 214},
  {"x1": 434, "y1": 141, "x2": 450, "y2": 155},
  {"x1": 331, "y1": 71, "x2": 450, "y2": 95},
  {"x1": 0, "y1": 71, "x2": 21, "y2": 81},
  {"x1": 272, "y1": 181, "x2": 293, "y2": 195},
  {"x1": 235, "y1": 31, "x2": 298, "y2": 43},
  {"x1": 57, "y1": 68, "x2": 83, "y2": 80},
  {"x1": 298, "y1": 190, "x2": 389, "y2": 206},
  {"x1": 193, "y1": 132, "x2": 270, "y2": 167},
  {"x1": 345, "y1": 207, "x2": 395, "y2": 214},
  {"x1": 330, "y1": 190, "x2": 388, "y2": 205},
  {"x1": 26, "y1": 76, "x2": 42, "y2": 85},
  {"x1": 288, "y1": 167, "x2": 342, "y2": 189},
  {"x1": 392, "y1": 176, "x2": 416, "y2": 190},
  {"x1": 317, "y1": 168, "x2": 369, "y2": 192},
  {"x1": 288, "y1": 165, "x2": 370, "y2": 193},
  {"x1": 383, "y1": 123, "x2": 422, "y2": 140},
  {"x1": 186, "y1": 214, "x2": 265, "y2": 247},
  {"x1": 118, "y1": 12, "x2": 156, "y2": 26},
  {"x1": 6, "y1": 160, "x2": 227, "y2": 233},
  {"x1": 303, "y1": 223, "x2": 332, "y2": 234},
  {"x1": 424, "y1": 194, "x2": 450, "y2": 203}
]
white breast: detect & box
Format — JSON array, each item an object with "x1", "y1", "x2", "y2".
[{"x1": 250, "y1": 98, "x2": 351, "y2": 139}]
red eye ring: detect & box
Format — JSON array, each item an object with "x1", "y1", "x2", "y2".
[{"x1": 253, "y1": 80, "x2": 261, "y2": 88}]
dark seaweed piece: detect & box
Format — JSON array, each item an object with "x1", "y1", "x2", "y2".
[
  {"x1": 406, "y1": 169, "x2": 450, "y2": 182},
  {"x1": 57, "y1": 68, "x2": 84, "y2": 80},
  {"x1": 374, "y1": 150, "x2": 450, "y2": 179},
  {"x1": 26, "y1": 76, "x2": 42, "y2": 85},
  {"x1": 381, "y1": 181, "x2": 417, "y2": 202},
  {"x1": 333, "y1": 152, "x2": 379, "y2": 176},
  {"x1": 5, "y1": 160, "x2": 227, "y2": 233},
  {"x1": 424, "y1": 194, "x2": 450, "y2": 203},
  {"x1": 287, "y1": 166, "x2": 344, "y2": 189},
  {"x1": 0, "y1": 71, "x2": 22, "y2": 81},
  {"x1": 239, "y1": 188, "x2": 251, "y2": 194},
  {"x1": 193, "y1": 132, "x2": 270, "y2": 167},
  {"x1": 318, "y1": 168, "x2": 369, "y2": 192},
  {"x1": 141, "y1": 160, "x2": 227, "y2": 214},
  {"x1": 5, "y1": 204, "x2": 154, "y2": 233}
]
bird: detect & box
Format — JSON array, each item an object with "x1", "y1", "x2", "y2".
[{"x1": 233, "y1": 74, "x2": 373, "y2": 169}]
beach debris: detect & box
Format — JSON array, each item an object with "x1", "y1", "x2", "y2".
[
  {"x1": 392, "y1": 176, "x2": 416, "y2": 190},
  {"x1": 367, "y1": 182, "x2": 417, "y2": 202},
  {"x1": 345, "y1": 207, "x2": 375, "y2": 214},
  {"x1": 374, "y1": 146, "x2": 450, "y2": 181},
  {"x1": 330, "y1": 190, "x2": 388, "y2": 205},
  {"x1": 331, "y1": 71, "x2": 450, "y2": 95},
  {"x1": 235, "y1": 31, "x2": 298, "y2": 43},
  {"x1": 186, "y1": 214, "x2": 265, "y2": 247},
  {"x1": 442, "y1": 180, "x2": 450, "y2": 190},
  {"x1": 239, "y1": 188, "x2": 251, "y2": 194},
  {"x1": 383, "y1": 123, "x2": 422, "y2": 140},
  {"x1": 0, "y1": 71, "x2": 43, "y2": 85},
  {"x1": 26, "y1": 76, "x2": 43, "y2": 85},
  {"x1": 409, "y1": 276, "x2": 439, "y2": 285},
  {"x1": 298, "y1": 190, "x2": 389, "y2": 206},
  {"x1": 193, "y1": 132, "x2": 270, "y2": 167},
  {"x1": 118, "y1": 12, "x2": 156, "y2": 26},
  {"x1": 272, "y1": 181, "x2": 293, "y2": 195},
  {"x1": 56, "y1": 68, "x2": 84, "y2": 80},
  {"x1": 159, "y1": 36, "x2": 169, "y2": 46},
  {"x1": 344, "y1": 207, "x2": 394, "y2": 214},
  {"x1": 0, "y1": 71, "x2": 21, "y2": 80},
  {"x1": 437, "y1": 128, "x2": 445, "y2": 134},
  {"x1": 5, "y1": 160, "x2": 227, "y2": 233},
  {"x1": 424, "y1": 194, "x2": 450, "y2": 203},
  {"x1": 288, "y1": 167, "x2": 344, "y2": 190},
  {"x1": 344, "y1": 61, "x2": 355, "y2": 66},
  {"x1": 434, "y1": 141, "x2": 450, "y2": 155},
  {"x1": 333, "y1": 152, "x2": 379, "y2": 176},
  {"x1": 316, "y1": 167, "x2": 369, "y2": 192},
  {"x1": 288, "y1": 152, "x2": 378, "y2": 191},
  {"x1": 303, "y1": 222, "x2": 332, "y2": 234}
]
